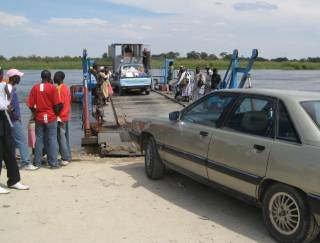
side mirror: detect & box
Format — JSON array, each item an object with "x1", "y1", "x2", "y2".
[{"x1": 169, "y1": 111, "x2": 180, "y2": 121}]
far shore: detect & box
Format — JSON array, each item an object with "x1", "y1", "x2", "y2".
[{"x1": 2, "y1": 58, "x2": 320, "y2": 71}]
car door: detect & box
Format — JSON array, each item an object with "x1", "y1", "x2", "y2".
[
  {"x1": 207, "y1": 95, "x2": 276, "y2": 197},
  {"x1": 160, "y1": 93, "x2": 236, "y2": 178}
]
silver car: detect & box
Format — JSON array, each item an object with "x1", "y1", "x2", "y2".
[{"x1": 130, "y1": 89, "x2": 320, "y2": 243}]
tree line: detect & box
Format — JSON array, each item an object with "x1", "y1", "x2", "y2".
[
  {"x1": 151, "y1": 51, "x2": 320, "y2": 62},
  {"x1": 1, "y1": 53, "x2": 320, "y2": 63},
  {"x1": 0, "y1": 55, "x2": 82, "y2": 62}
]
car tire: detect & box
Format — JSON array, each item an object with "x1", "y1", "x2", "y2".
[
  {"x1": 145, "y1": 89, "x2": 150, "y2": 95},
  {"x1": 262, "y1": 183, "x2": 320, "y2": 243},
  {"x1": 144, "y1": 137, "x2": 165, "y2": 180}
]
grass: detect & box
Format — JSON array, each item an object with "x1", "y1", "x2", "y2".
[
  {"x1": 1, "y1": 60, "x2": 83, "y2": 70},
  {"x1": 1, "y1": 59, "x2": 320, "y2": 70},
  {"x1": 152, "y1": 59, "x2": 320, "y2": 70}
]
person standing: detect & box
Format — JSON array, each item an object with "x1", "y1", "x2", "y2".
[
  {"x1": 27, "y1": 70, "x2": 62, "y2": 169},
  {"x1": 192, "y1": 67, "x2": 205, "y2": 100},
  {"x1": 142, "y1": 48, "x2": 150, "y2": 74},
  {"x1": 175, "y1": 66, "x2": 185, "y2": 99},
  {"x1": 0, "y1": 67, "x2": 29, "y2": 193},
  {"x1": 96, "y1": 66, "x2": 107, "y2": 106},
  {"x1": 211, "y1": 68, "x2": 221, "y2": 90},
  {"x1": 6, "y1": 69, "x2": 38, "y2": 170},
  {"x1": 166, "y1": 61, "x2": 174, "y2": 93},
  {"x1": 53, "y1": 71, "x2": 72, "y2": 166},
  {"x1": 205, "y1": 66, "x2": 213, "y2": 94},
  {"x1": 101, "y1": 67, "x2": 110, "y2": 104}
]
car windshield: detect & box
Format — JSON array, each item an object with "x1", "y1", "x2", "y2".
[
  {"x1": 121, "y1": 64, "x2": 147, "y2": 78},
  {"x1": 301, "y1": 101, "x2": 320, "y2": 129}
]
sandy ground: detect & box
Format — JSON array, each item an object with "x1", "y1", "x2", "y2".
[{"x1": 0, "y1": 155, "x2": 318, "y2": 243}]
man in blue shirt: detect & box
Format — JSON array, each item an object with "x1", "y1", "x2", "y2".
[
  {"x1": 7, "y1": 69, "x2": 38, "y2": 170},
  {"x1": 0, "y1": 67, "x2": 29, "y2": 194}
]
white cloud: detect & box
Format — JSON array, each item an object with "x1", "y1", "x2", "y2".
[
  {"x1": 141, "y1": 25, "x2": 153, "y2": 30},
  {"x1": 191, "y1": 20, "x2": 201, "y2": 25},
  {"x1": 47, "y1": 18, "x2": 108, "y2": 27},
  {"x1": 233, "y1": 1, "x2": 278, "y2": 11},
  {"x1": 120, "y1": 23, "x2": 134, "y2": 29},
  {"x1": 0, "y1": 11, "x2": 29, "y2": 26},
  {"x1": 1, "y1": 1, "x2": 320, "y2": 58},
  {"x1": 215, "y1": 22, "x2": 227, "y2": 26}
]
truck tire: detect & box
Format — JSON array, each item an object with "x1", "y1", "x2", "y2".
[
  {"x1": 144, "y1": 137, "x2": 165, "y2": 180},
  {"x1": 262, "y1": 183, "x2": 320, "y2": 243},
  {"x1": 145, "y1": 89, "x2": 150, "y2": 95},
  {"x1": 119, "y1": 87, "x2": 124, "y2": 96}
]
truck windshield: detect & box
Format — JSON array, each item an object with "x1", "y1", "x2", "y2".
[
  {"x1": 301, "y1": 101, "x2": 320, "y2": 128},
  {"x1": 121, "y1": 65, "x2": 147, "y2": 78}
]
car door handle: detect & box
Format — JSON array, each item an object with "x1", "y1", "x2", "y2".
[
  {"x1": 200, "y1": 131, "x2": 209, "y2": 137},
  {"x1": 253, "y1": 144, "x2": 265, "y2": 151}
]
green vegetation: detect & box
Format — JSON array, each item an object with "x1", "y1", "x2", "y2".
[
  {"x1": 1, "y1": 59, "x2": 83, "y2": 70},
  {"x1": 152, "y1": 59, "x2": 320, "y2": 70},
  {"x1": 1, "y1": 54, "x2": 320, "y2": 70},
  {"x1": 0, "y1": 56, "x2": 84, "y2": 70}
]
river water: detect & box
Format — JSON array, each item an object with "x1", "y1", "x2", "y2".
[{"x1": 15, "y1": 69, "x2": 320, "y2": 149}]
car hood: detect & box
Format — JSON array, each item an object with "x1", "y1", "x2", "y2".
[{"x1": 131, "y1": 116, "x2": 169, "y2": 133}]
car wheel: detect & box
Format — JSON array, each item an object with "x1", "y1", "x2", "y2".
[
  {"x1": 144, "y1": 137, "x2": 165, "y2": 180},
  {"x1": 262, "y1": 183, "x2": 320, "y2": 243},
  {"x1": 145, "y1": 89, "x2": 150, "y2": 95}
]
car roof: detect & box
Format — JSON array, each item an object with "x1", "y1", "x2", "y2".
[{"x1": 218, "y1": 88, "x2": 320, "y2": 102}]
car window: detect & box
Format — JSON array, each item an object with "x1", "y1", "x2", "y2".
[
  {"x1": 301, "y1": 100, "x2": 320, "y2": 129},
  {"x1": 225, "y1": 97, "x2": 275, "y2": 138},
  {"x1": 181, "y1": 94, "x2": 234, "y2": 127},
  {"x1": 277, "y1": 101, "x2": 299, "y2": 143}
]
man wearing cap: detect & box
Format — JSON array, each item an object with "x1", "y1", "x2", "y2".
[
  {"x1": 0, "y1": 67, "x2": 29, "y2": 194},
  {"x1": 7, "y1": 69, "x2": 38, "y2": 171},
  {"x1": 27, "y1": 70, "x2": 62, "y2": 169}
]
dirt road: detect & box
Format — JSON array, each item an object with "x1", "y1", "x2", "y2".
[{"x1": 0, "y1": 156, "x2": 299, "y2": 243}]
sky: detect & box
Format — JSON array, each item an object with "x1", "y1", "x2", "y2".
[{"x1": 0, "y1": 0, "x2": 319, "y2": 58}]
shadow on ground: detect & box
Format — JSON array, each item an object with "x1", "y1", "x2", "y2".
[{"x1": 112, "y1": 162, "x2": 320, "y2": 243}]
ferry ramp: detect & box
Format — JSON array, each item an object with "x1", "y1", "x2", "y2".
[{"x1": 97, "y1": 91, "x2": 184, "y2": 156}]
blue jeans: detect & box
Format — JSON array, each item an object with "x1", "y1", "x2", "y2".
[
  {"x1": 57, "y1": 121, "x2": 72, "y2": 161},
  {"x1": 12, "y1": 120, "x2": 32, "y2": 166},
  {"x1": 34, "y1": 121, "x2": 59, "y2": 167}
]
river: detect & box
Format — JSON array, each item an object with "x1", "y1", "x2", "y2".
[{"x1": 16, "y1": 69, "x2": 320, "y2": 149}]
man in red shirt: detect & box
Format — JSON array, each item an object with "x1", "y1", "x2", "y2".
[
  {"x1": 53, "y1": 71, "x2": 71, "y2": 166},
  {"x1": 27, "y1": 70, "x2": 62, "y2": 169}
]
